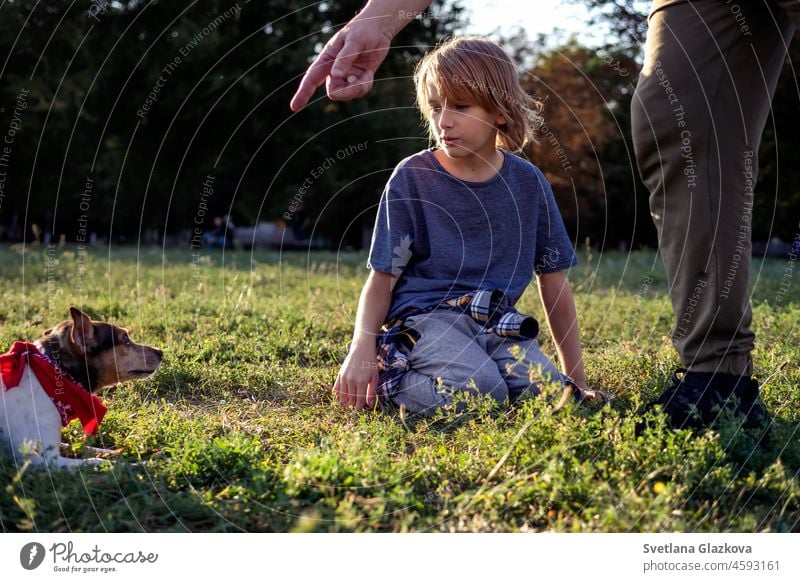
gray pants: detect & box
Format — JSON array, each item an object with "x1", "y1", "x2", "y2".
[
  {"x1": 632, "y1": 0, "x2": 797, "y2": 375},
  {"x1": 391, "y1": 310, "x2": 563, "y2": 416}
]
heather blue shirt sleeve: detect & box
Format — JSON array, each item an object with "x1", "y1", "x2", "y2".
[
  {"x1": 533, "y1": 168, "x2": 578, "y2": 275},
  {"x1": 367, "y1": 165, "x2": 415, "y2": 277}
]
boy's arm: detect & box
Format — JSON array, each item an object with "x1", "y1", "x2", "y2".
[
  {"x1": 334, "y1": 269, "x2": 396, "y2": 410},
  {"x1": 536, "y1": 270, "x2": 589, "y2": 392}
]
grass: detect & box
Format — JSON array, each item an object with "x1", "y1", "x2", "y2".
[{"x1": 0, "y1": 243, "x2": 798, "y2": 532}]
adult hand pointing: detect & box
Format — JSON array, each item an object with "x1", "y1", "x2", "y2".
[{"x1": 289, "y1": 0, "x2": 433, "y2": 111}]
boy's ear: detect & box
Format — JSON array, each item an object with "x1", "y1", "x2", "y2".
[{"x1": 495, "y1": 112, "x2": 507, "y2": 127}]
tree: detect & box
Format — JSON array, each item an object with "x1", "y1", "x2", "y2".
[
  {"x1": 752, "y1": 43, "x2": 800, "y2": 242},
  {"x1": 520, "y1": 36, "x2": 653, "y2": 248},
  {"x1": 566, "y1": 0, "x2": 648, "y2": 51},
  {"x1": 0, "y1": 0, "x2": 464, "y2": 248},
  {"x1": 569, "y1": 0, "x2": 800, "y2": 245}
]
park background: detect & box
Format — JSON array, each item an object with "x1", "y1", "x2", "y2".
[
  {"x1": 1, "y1": 0, "x2": 798, "y2": 250},
  {"x1": 0, "y1": 1, "x2": 798, "y2": 532}
]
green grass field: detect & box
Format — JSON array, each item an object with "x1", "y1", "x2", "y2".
[{"x1": 1, "y1": 244, "x2": 798, "y2": 532}]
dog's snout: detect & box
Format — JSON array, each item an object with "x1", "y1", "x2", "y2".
[{"x1": 137, "y1": 345, "x2": 163, "y2": 361}]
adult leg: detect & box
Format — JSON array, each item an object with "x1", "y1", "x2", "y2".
[
  {"x1": 391, "y1": 311, "x2": 508, "y2": 416},
  {"x1": 632, "y1": 0, "x2": 794, "y2": 428},
  {"x1": 633, "y1": 0, "x2": 793, "y2": 374}
]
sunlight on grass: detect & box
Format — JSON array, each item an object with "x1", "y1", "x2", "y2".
[{"x1": 1, "y1": 245, "x2": 798, "y2": 532}]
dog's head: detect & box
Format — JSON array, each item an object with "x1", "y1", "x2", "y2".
[{"x1": 40, "y1": 307, "x2": 163, "y2": 392}]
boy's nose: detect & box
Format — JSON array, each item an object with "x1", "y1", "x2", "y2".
[{"x1": 437, "y1": 110, "x2": 454, "y2": 129}]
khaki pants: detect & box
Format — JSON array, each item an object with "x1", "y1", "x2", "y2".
[{"x1": 632, "y1": 0, "x2": 797, "y2": 375}]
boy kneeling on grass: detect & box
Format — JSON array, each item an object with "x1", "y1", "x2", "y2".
[{"x1": 334, "y1": 36, "x2": 602, "y2": 415}]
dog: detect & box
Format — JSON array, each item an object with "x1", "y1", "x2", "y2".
[{"x1": 0, "y1": 307, "x2": 162, "y2": 469}]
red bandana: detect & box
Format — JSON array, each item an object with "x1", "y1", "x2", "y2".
[{"x1": 0, "y1": 341, "x2": 107, "y2": 435}]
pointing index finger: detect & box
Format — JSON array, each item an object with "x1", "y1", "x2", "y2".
[
  {"x1": 290, "y1": 33, "x2": 343, "y2": 111},
  {"x1": 290, "y1": 57, "x2": 329, "y2": 111}
]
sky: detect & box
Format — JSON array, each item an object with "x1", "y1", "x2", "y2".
[{"x1": 453, "y1": 0, "x2": 606, "y2": 45}]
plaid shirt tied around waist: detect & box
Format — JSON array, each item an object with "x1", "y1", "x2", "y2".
[{"x1": 376, "y1": 289, "x2": 540, "y2": 400}]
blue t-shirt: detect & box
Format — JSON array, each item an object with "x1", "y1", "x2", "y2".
[{"x1": 368, "y1": 148, "x2": 577, "y2": 320}]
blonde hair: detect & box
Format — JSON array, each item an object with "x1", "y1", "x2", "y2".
[{"x1": 413, "y1": 36, "x2": 542, "y2": 153}]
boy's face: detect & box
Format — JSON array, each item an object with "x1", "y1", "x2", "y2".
[{"x1": 426, "y1": 85, "x2": 506, "y2": 161}]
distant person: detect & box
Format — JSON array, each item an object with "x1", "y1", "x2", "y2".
[
  {"x1": 222, "y1": 214, "x2": 236, "y2": 248},
  {"x1": 286, "y1": 202, "x2": 310, "y2": 241},
  {"x1": 292, "y1": 0, "x2": 797, "y2": 434},
  {"x1": 204, "y1": 216, "x2": 228, "y2": 249},
  {"x1": 331, "y1": 36, "x2": 600, "y2": 413}
]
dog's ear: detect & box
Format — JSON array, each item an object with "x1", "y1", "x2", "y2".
[{"x1": 69, "y1": 306, "x2": 96, "y2": 354}]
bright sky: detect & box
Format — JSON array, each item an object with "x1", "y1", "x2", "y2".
[{"x1": 454, "y1": 0, "x2": 605, "y2": 44}]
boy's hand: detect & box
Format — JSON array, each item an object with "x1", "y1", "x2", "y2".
[
  {"x1": 333, "y1": 345, "x2": 379, "y2": 411},
  {"x1": 571, "y1": 378, "x2": 613, "y2": 403}
]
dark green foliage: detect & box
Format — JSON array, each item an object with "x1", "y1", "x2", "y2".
[{"x1": 0, "y1": 1, "x2": 461, "y2": 247}]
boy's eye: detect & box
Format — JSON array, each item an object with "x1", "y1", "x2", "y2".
[{"x1": 429, "y1": 104, "x2": 468, "y2": 113}]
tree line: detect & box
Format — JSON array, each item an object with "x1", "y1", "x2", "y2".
[{"x1": 0, "y1": 1, "x2": 797, "y2": 251}]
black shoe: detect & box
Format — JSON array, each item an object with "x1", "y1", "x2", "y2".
[
  {"x1": 636, "y1": 369, "x2": 772, "y2": 435},
  {"x1": 636, "y1": 369, "x2": 722, "y2": 433},
  {"x1": 714, "y1": 374, "x2": 773, "y2": 433}
]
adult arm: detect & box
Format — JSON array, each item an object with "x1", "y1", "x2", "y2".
[
  {"x1": 334, "y1": 269, "x2": 396, "y2": 410},
  {"x1": 290, "y1": 0, "x2": 433, "y2": 111}
]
